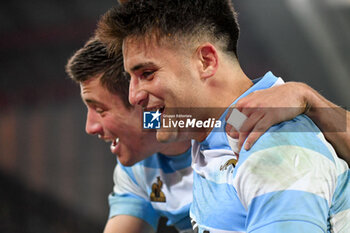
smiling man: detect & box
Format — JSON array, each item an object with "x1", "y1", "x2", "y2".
[
  {"x1": 97, "y1": 0, "x2": 350, "y2": 232},
  {"x1": 66, "y1": 37, "x2": 193, "y2": 233}
]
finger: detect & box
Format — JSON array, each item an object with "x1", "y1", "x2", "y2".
[
  {"x1": 225, "y1": 107, "x2": 233, "y2": 121},
  {"x1": 235, "y1": 92, "x2": 259, "y2": 112},
  {"x1": 244, "y1": 117, "x2": 274, "y2": 150},
  {"x1": 238, "y1": 111, "x2": 264, "y2": 150},
  {"x1": 238, "y1": 131, "x2": 249, "y2": 152},
  {"x1": 240, "y1": 106, "x2": 257, "y2": 118},
  {"x1": 225, "y1": 123, "x2": 239, "y2": 139},
  {"x1": 243, "y1": 131, "x2": 263, "y2": 150},
  {"x1": 235, "y1": 97, "x2": 251, "y2": 112}
]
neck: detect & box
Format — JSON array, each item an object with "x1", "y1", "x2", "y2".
[
  {"x1": 213, "y1": 62, "x2": 253, "y2": 107},
  {"x1": 195, "y1": 62, "x2": 253, "y2": 142}
]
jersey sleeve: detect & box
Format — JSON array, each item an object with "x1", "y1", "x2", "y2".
[
  {"x1": 233, "y1": 117, "x2": 338, "y2": 233},
  {"x1": 108, "y1": 163, "x2": 160, "y2": 230}
]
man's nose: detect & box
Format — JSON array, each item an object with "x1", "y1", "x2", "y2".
[
  {"x1": 129, "y1": 77, "x2": 148, "y2": 107},
  {"x1": 85, "y1": 110, "x2": 103, "y2": 135}
]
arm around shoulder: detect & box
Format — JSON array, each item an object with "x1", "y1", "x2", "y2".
[
  {"x1": 227, "y1": 81, "x2": 350, "y2": 164},
  {"x1": 303, "y1": 83, "x2": 350, "y2": 164}
]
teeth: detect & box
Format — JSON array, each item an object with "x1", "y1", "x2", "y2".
[{"x1": 112, "y1": 138, "x2": 119, "y2": 146}]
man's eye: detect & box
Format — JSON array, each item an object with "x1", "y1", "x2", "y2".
[
  {"x1": 95, "y1": 108, "x2": 105, "y2": 114},
  {"x1": 141, "y1": 70, "x2": 155, "y2": 79}
]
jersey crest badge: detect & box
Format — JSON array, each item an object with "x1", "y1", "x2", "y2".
[
  {"x1": 150, "y1": 176, "x2": 166, "y2": 202},
  {"x1": 220, "y1": 158, "x2": 237, "y2": 173}
]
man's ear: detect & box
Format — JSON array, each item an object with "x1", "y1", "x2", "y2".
[{"x1": 195, "y1": 43, "x2": 219, "y2": 80}]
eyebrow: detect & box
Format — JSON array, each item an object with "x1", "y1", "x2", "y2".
[
  {"x1": 130, "y1": 62, "x2": 156, "y2": 72},
  {"x1": 85, "y1": 99, "x2": 97, "y2": 104},
  {"x1": 85, "y1": 98, "x2": 109, "y2": 110},
  {"x1": 82, "y1": 98, "x2": 101, "y2": 106}
]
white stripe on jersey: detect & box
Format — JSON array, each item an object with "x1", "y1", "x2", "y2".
[
  {"x1": 141, "y1": 166, "x2": 193, "y2": 212},
  {"x1": 272, "y1": 77, "x2": 285, "y2": 86},
  {"x1": 330, "y1": 209, "x2": 350, "y2": 233},
  {"x1": 113, "y1": 164, "x2": 149, "y2": 200},
  {"x1": 316, "y1": 132, "x2": 349, "y2": 176},
  {"x1": 233, "y1": 145, "x2": 337, "y2": 209},
  {"x1": 114, "y1": 163, "x2": 193, "y2": 213},
  {"x1": 191, "y1": 142, "x2": 237, "y2": 184}
]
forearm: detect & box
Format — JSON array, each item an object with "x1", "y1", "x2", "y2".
[{"x1": 303, "y1": 83, "x2": 350, "y2": 163}]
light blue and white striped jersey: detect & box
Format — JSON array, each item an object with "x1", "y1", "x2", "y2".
[
  {"x1": 190, "y1": 72, "x2": 350, "y2": 233},
  {"x1": 109, "y1": 148, "x2": 194, "y2": 232}
]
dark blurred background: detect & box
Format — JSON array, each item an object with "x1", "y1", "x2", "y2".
[{"x1": 0, "y1": 0, "x2": 349, "y2": 232}]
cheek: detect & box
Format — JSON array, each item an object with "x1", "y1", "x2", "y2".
[
  {"x1": 126, "y1": 117, "x2": 142, "y2": 133},
  {"x1": 101, "y1": 116, "x2": 122, "y2": 133},
  {"x1": 147, "y1": 75, "x2": 166, "y2": 97},
  {"x1": 150, "y1": 76, "x2": 178, "y2": 102}
]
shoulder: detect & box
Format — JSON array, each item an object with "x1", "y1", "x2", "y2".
[
  {"x1": 115, "y1": 154, "x2": 159, "y2": 186},
  {"x1": 238, "y1": 114, "x2": 335, "y2": 168},
  {"x1": 233, "y1": 115, "x2": 339, "y2": 208}
]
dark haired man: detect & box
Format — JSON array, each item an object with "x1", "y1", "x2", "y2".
[
  {"x1": 66, "y1": 37, "x2": 194, "y2": 233},
  {"x1": 97, "y1": 0, "x2": 350, "y2": 232}
]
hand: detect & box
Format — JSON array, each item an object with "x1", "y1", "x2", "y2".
[{"x1": 226, "y1": 82, "x2": 308, "y2": 151}]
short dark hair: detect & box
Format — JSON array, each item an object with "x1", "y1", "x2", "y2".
[
  {"x1": 97, "y1": 0, "x2": 240, "y2": 57},
  {"x1": 65, "y1": 37, "x2": 131, "y2": 108}
]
